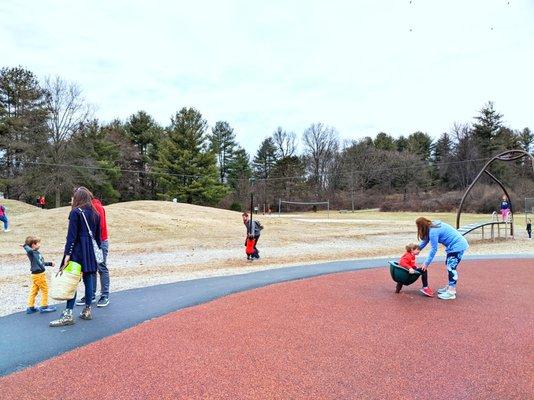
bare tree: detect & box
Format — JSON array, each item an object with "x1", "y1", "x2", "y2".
[
  {"x1": 302, "y1": 123, "x2": 339, "y2": 196},
  {"x1": 272, "y1": 127, "x2": 297, "y2": 158},
  {"x1": 44, "y1": 76, "x2": 93, "y2": 206}
]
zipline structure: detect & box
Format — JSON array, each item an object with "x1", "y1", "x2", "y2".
[{"x1": 456, "y1": 149, "x2": 534, "y2": 239}]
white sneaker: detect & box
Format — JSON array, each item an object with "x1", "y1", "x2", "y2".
[
  {"x1": 3, "y1": 229, "x2": 10, "y2": 232},
  {"x1": 438, "y1": 290, "x2": 456, "y2": 300},
  {"x1": 437, "y1": 286, "x2": 449, "y2": 294}
]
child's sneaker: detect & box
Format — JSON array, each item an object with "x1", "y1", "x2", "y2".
[
  {"x1": 420, "y1": 287, "x2": 434, "y2": 297},
  {"x1": 438, "y1": 290, "x2": 456, "y2": 300},
  {"x1": 26, "y1": 307, "x2": 39, "y2": 314},
  {"x1": 40, "y1": 305, "x2": 57, "y2": 313}
]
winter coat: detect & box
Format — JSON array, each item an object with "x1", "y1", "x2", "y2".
[{"x1": 63, "y1": 206, "x2": 101, "y2": 273}]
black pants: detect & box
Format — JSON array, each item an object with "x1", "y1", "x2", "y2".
[
  {"x1": 415, "y1": 268, "x2": 428, "y2": 287},
  {"x1": 528, "y1": 229, "x2": 532, "y2": 239}
]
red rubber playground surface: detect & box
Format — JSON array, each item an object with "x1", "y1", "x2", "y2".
[{"x1": 1, "y1": 259, "x2": 533, "y2": 399}]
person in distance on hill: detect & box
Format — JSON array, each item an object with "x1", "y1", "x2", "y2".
[
  {"x1": 0, "y1": 202, "x2": 10, "y2": 232},
  {"x1": 527, "y1": 218, "x2": 532, "y2": 239}
]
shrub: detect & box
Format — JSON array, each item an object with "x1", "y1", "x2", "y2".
[{"x1": 229, "y1": 202, "x2": 242, "y2": 212}]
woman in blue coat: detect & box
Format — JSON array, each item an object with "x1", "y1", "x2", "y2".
[
  {"x1": 50, "y1": 187, "x2": 101, "y2": 327},
  {"x1": 416, "y1": 217, "x2": 469, "y2": 301}
]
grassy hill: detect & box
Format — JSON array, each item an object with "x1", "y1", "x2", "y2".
[
  {"x1": 0, "y1": 200, "x2": 244, "y2": 257},
  {"x1": 1, "y1": 199, "x2": 527, "y2": 260}
]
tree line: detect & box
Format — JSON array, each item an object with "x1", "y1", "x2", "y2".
[{"x1": 1, "y1": 66, "x2": 532, "y2": 212}]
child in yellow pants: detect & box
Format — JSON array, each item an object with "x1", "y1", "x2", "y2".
[{"x1": 23, "y1": 236, "x2": 57, "y2": 314}]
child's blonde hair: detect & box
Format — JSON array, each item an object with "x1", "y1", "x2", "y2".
[
  {"x1": 24, "y1": 236, "x2": 41, "y2": 246},
  {"x1": 405, "y1": 243, "x2": 420, "y2": 252}
]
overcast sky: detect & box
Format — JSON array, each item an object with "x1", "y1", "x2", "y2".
[{"x1": 1, "y1": 0, "x2": 533, "y2": 153}]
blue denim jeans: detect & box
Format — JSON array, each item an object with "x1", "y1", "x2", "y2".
[
  {"x1": 92, "y1": 240, "x2": 109, "y2": 297},
  {"x1": 0, "y1": 215, "x2": 8, "y2": 230},
  {"x1": 67, "y1": 272, "x2": 95, "y2": 309}
]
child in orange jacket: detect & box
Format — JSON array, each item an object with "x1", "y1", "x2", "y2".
[{"x1": 399, "y1": 243, "x2": 434, "y2": 297}]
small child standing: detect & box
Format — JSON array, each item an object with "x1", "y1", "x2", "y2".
[
  {"x1": 399, "y1": 243, "x2": 434, "y2": 297},
  {"x1": 23, "y1": 236, "x2": 57, "y2": 314},
  {"x1": 527, "y1": 219, "x2": 532, "y2": 239}
]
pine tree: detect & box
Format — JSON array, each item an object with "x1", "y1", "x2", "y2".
[
  {"x1": 518, "y1": 128, "x2": 533, "y2": 153},
  {"x1": 209, "y1": 121, "x2": 237, "y2": 183},
  {"x1": 155, "y1": 107, "x2": 227, "y2": 204},
  {"x1": 0, "y1": 66, "x2": 49, "y2": 199},
  {"x1": 253, "y1": 137, "x2": 277, "y2": 179},
  {"x1": 396, "y1": 135, "x2": 408, "y2": 152},
  {"x1": 406, "y1": 131, "x2": 432, "y2": 160},
  {"x1": 373, "y1": 132, "x2": 396, "y2": 151},
  {"x1": 471, "y1": 101, "x2": 503, "y2": 158},
  {"x1": 125, "y1": 111, "x2": 163, "y2": 198}
]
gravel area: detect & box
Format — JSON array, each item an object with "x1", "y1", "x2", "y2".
[{"x1": 2, "y1": 233, "x2": 532, "y2": 317}]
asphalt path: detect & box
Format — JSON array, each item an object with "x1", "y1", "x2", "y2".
[{"x1": 1, "y1": 253, "x2": 532, "y2": 376}]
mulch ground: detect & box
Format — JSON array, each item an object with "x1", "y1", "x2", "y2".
[{"x1": 1, "y1": 259, "x2": 533, "y2": 400}]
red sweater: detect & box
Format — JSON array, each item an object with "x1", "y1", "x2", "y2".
[
  {"x1": 92, "y1": 199, "x2": 108, "y2": 241},
  {"x1": 399, "y1": 251, "x2": 416, "y2": 269}
]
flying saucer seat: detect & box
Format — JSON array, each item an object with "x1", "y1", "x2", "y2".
[{"x1": 389, "y1": 261, "x2": 421, "y2": 292}]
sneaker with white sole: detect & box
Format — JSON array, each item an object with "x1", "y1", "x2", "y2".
[
  {"x1": 437, "y1": 286, "x2": 449, "y2": 294},
  {"x1": 437, "y1": 290, "x2": 456, "y2": 300},
  {"x1": 96, "y1": 296, "x2": 109, "y2": 307},
  {"x1": 75, "y1": 296, "x2": 95, "y2": 306}
]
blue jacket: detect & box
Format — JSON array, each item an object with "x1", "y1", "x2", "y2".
[
  {"x1": 419, "y1": 220, "x2": 469, "y2": 266},
  {"x1": 63, "y1": 206, "x2": 101, "y2": 273}
]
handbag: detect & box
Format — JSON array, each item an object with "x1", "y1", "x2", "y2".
[
  {"x1": 78, "y1": 208, "x2": 104, "y2": 264},
  {"x1": 50, "y1": 261, "x2": 82, "y2": 300}
]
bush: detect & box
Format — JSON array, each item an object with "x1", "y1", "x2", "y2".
[{"x1": 229, "y1": 202, "x2": 242, "y2": 212}]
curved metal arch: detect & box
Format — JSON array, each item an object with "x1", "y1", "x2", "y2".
[{"x1": 456, "y1": 149, "x2": 534, "y2": 236}]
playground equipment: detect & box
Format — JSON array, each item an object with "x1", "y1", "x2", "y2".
[
  {"x1": 389, "y1": 261, "x2": 421, "y2": 293},
  {"x1": 456, "y1": 149, "x2": 534, "y2": 238},
  {"x1": 278, "y1": 199, "x2": 330, "y2": 217}
]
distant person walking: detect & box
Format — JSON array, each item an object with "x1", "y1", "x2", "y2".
[
  {"x1": 242, "y1": 212, "x2": 262, "y2": 260},
  {"x1": 500, "y1": 195, "x2": 511, "y2": 222},
  {"x1": 527, "y1": 219, "x2": 532, "y2": 239},
  {"x1": 49, "y1": 187, "x2": 101, "y2": 327},
  {"x1": 76, "y1": 189, "x2": 110, "y2": 307},
  {"x1": 0, "y1": 203, "x2": 10, "y2": 232},
  {"x1": 416, "y1": 217, "x2": 469, "y2": 301},
  {"x1": 38, "y1": 196, "x2": 46, "y2": 209}
]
